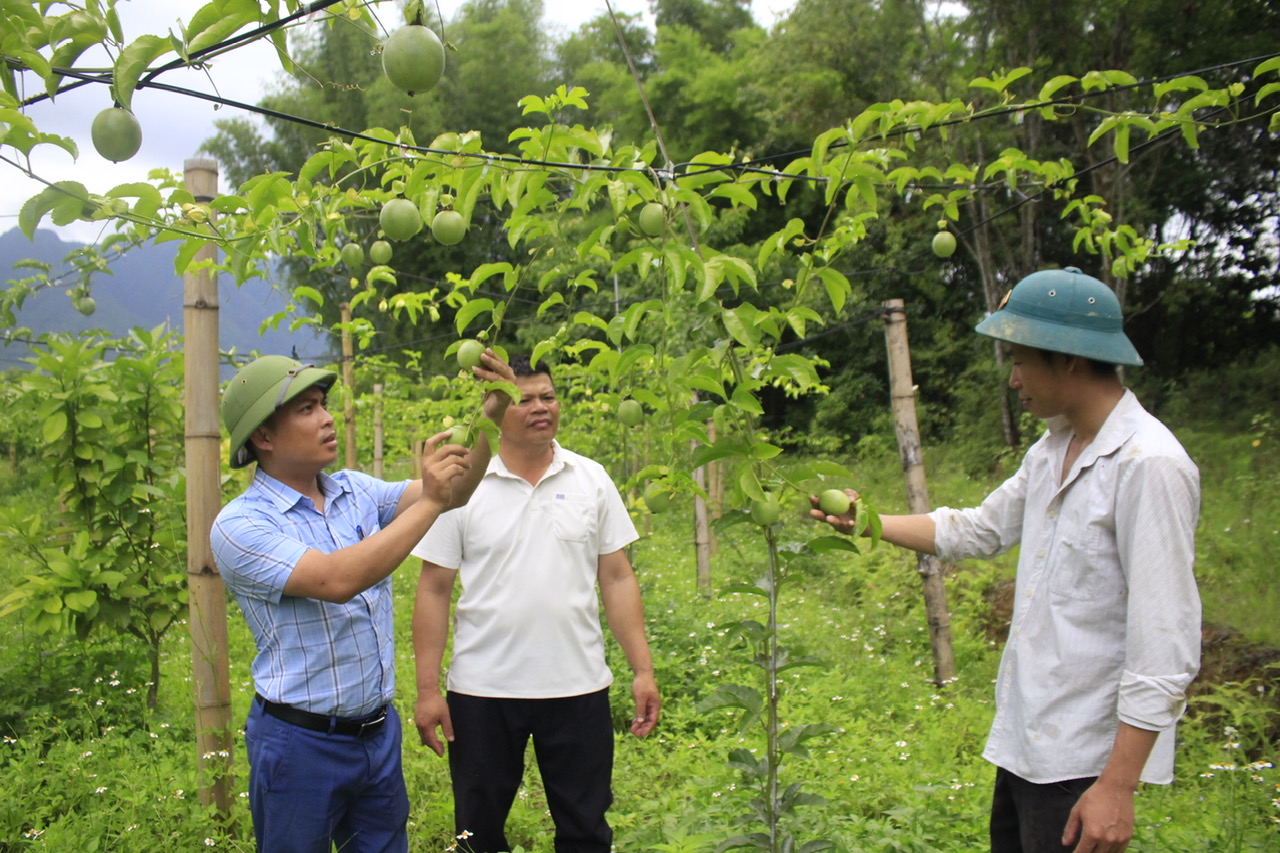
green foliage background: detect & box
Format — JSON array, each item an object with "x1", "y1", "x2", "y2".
[
  {"x1": 1, "y1": 400, "x2": 1277, "y2": 848},
  {"x1": 3, "y1": 0, "x2": 1280, "y2": 849}
]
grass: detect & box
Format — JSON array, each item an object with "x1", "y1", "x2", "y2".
[{"x1": 1, "y1": 419, "x2": 1277, "y2": 850}]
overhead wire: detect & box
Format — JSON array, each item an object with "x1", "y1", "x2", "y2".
[
  {"x1": 7, "y1": 7, "x2": 1280, "y2": 369},
  {"x1": 12, "y1": 3, "x2": 1278, "y2": 191}
]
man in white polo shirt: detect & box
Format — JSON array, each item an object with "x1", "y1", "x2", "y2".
[{"x1": 411, "y1": 355, "x2": 660, "y2": 853}]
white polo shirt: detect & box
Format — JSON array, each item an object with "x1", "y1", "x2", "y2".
[{"x1": 412, "y1": 442, "x2": 639, "y2": 698}]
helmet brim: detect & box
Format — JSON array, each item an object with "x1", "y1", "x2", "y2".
[
  {"x1": 227, "y1": 365, "x2": 337, "y2": 468},
  {"x1": 975, "y1": 312, "x2": 1143, "y2": 366}
]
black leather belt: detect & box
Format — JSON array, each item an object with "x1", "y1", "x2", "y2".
[{"x1": 255, "y1": 693, "x2": 388, "y2": 737}]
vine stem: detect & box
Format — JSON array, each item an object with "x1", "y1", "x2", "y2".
[{"x1": 764, "y1": 524, "x2": 781, "y2": 853}]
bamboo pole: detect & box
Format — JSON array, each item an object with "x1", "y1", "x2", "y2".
[
  {"x1": 340, "y1": 303, "x2": 356, "y2": 469},
  {"x1": 706, "y1": 419, "x2": 719, "y2": 555},
  {"x1": 881, "y1": 299, "x2": 957, "y2": 685},
  {"x1": 182, "y1": 159, "x2": 234, "y2": 816},
  {"x1": 691, "y1": 392, "x2": 712, "y2": 594},
  {"x1": 372, "y1": 381, "x2": 384, "y2": 479}
]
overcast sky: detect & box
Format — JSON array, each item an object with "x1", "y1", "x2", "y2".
[{"x1": 2, "y1": 0, "x2": 790, "y2": 244}]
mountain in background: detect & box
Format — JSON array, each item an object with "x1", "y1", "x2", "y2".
[{"x1": 0, "y1": 227, "x2": 331, "y2": 373}]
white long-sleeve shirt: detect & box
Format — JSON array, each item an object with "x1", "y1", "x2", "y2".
[{"x1": 931, "y1": 391, "x2": 1201, "y2": 784}]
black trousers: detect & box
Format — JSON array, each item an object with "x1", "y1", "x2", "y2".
[
  {"x1": 990, "y1": 766, "x2": 1097, "y2": 853},
  {"x1": 446, "y1": 689, "x2": 614, "y2": 853}
]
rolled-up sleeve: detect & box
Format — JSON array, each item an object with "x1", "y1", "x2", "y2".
[
  {"x1": 1115, "y1": 454, "x2": 1201, "y2": 731},
  {"x1": 932, "y1": 461, "x2": 1029, "y2": 562},
  {"x1": 211, "y1": 510, "x2": 309, "y2": 602}
]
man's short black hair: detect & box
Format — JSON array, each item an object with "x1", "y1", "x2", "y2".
[
  {"x1": 1034, "y1": 348, "x2": 1120, "y2": 378},
  {"x1": 509, "y1": 355, "x2": 553, "y2": 380}
]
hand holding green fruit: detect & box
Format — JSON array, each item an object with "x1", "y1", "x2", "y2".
[
  {"x1": 456, "y1": 339, "x2": 485, "y2": 370},
  {"x1": 446, "y1": 423, "x2": 472, "y2": 446},
  {"x1": 817, "y1": 488, "x2": 851, "y2": 516},
  {"x1": 809, "y1": 488, "x2": 865, "y2": 535}
]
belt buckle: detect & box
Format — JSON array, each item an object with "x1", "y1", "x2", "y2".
[{"x1": 357, "y1": 711, "x2": 387, "y2": 736}]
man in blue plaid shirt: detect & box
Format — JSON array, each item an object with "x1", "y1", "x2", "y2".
[{"x1": 211, "y1": 351, "x2": 513, "y2": 853}]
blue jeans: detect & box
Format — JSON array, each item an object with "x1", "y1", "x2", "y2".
[{"x1": 244, "y1": 700, "x2": 409, "y2": 853}]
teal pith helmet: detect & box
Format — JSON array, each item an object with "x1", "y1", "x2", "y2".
[
  {"x1": 975, "y1": 266, "x2": 1143, "y2": 366},
  {"x1": 222, "y1": 356, "x2": 337, "y2": 468}
]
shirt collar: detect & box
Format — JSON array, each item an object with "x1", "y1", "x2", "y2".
[
  {"x1": 251, "y1": 467, "x2": 348, "y2": 511},
  {"x1": 1089, "y1": 389, "x2": 1141, "y2": 457},
  {"x1": 489, "y1": 439, "x2": 570, "y2": 480},
  {"x1": 1044, "y1": 389, "x2": 1138, "y2": 448},
  {"x1": 1051, "y1": 389, "x2": 1141, "y2": 488}
]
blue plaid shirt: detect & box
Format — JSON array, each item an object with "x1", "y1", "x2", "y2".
[{"x1": 211, "y1": 468, "x2": 410, "y2": 717}]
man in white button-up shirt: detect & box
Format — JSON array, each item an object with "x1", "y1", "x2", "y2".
[{"x1": 813, "y1": 267, "x2": 1200, "y2": 853}]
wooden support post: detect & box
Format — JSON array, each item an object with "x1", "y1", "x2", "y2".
[
  {"x1": 182, "y1": 158, "x2": 234, "y2": 816},
  {"x1": 881, "y1": 299, "x2": 957, "y2": 685},
  {"x1": 373, "y1": 381, "x2": 384, "y2": 480},
  {"x1": 691, "y1": 393, "x2": 712, "y2": 595},
  {"x1": 340, "y1": 303, "x2": 356, "y2": 469},
  {"x1": 706, "y1": 419, "x2": 719, "y2": 555}
]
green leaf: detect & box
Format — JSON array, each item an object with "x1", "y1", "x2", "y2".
[
  {"x1": 730, "y1": 384, "x2": 764, "y2": 416},
  {"x1": 1153, "y1": 75, "x2": 1208, "y2": 101},
  {"x1": 64, "y1": 589, "x2": 98, "y2": 612},
  {"x1": 42, "y1": 410, "x2": 68, "y2": 443},
  {"x1": 19, "y1": 182, "x2": 89, "y2": 238},
  {"x1": 723, "y1": 305, "x2": 762, "y2": 349},
  {"x1": 113, "y1": 35, "x2": 171, "y2": 111},
  {"x1": 815, "y1": 267, "x2": 850, "y2": 314},
  {"x1": 186, "y1": 0, "x2": 261, "y2": 57},
  {"x1": 1037, "y1": 74, "x2": 1079, "y2": 102},
  {"x1": 1254, "y1": 56, "x2": 1280, "y2": 78},
  {"x1": 805, "y1": 535, "x2": 861, "y2": 555},
  {"x1": 469, "y1": 262, "x2": 513, "y2": 291},
  {"x1": 719, "y1": 582, "x2": 770, "y2": 599},
  {"x1": 455, "y1": 298, "x2": 495, "y2": 334},
  {"x1": 696, "y1": 683, "x2": 762, "y2": 718},
  {"x1": 1255, "y1": 82, "x2": 1280, "y2": 107},
  {"x1": 1113, "y1": 122, "x2": 1130, "y2": 163},
  {"x1": 612, "y1": 345, "x2": 652, "y2": 384},
  {"x1": 708, "y1": 182, "x2": 757, "y2": 209},
  {"x1": 294, "y1": 286, "x2": 323, "y2": 308}
]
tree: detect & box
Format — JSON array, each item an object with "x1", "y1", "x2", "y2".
[
  {"x1": 0, "y1": 330, "x2": 188, "y2": 710},
  {"x1": 651, "y1": 0, "x2": 755, "y2": 56}
]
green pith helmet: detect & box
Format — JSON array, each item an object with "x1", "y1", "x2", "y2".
[
  {"x1": 975, "y1": 266, "x2": 1143, "y2": 366},
  {"x1": 222, "y1": 356, "x2": 337, "y2": 468}
]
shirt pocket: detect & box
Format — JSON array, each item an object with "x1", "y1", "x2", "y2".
[
  {"x1": 1047, "y1": 531, "x2": 1117, "y2": 602},
  {"x1": 1047, "y1": 463, "x2": 1125, "y2": 604},
  {"x1": 549, "y1": 493, "x2": 595, "y2": 543}
]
